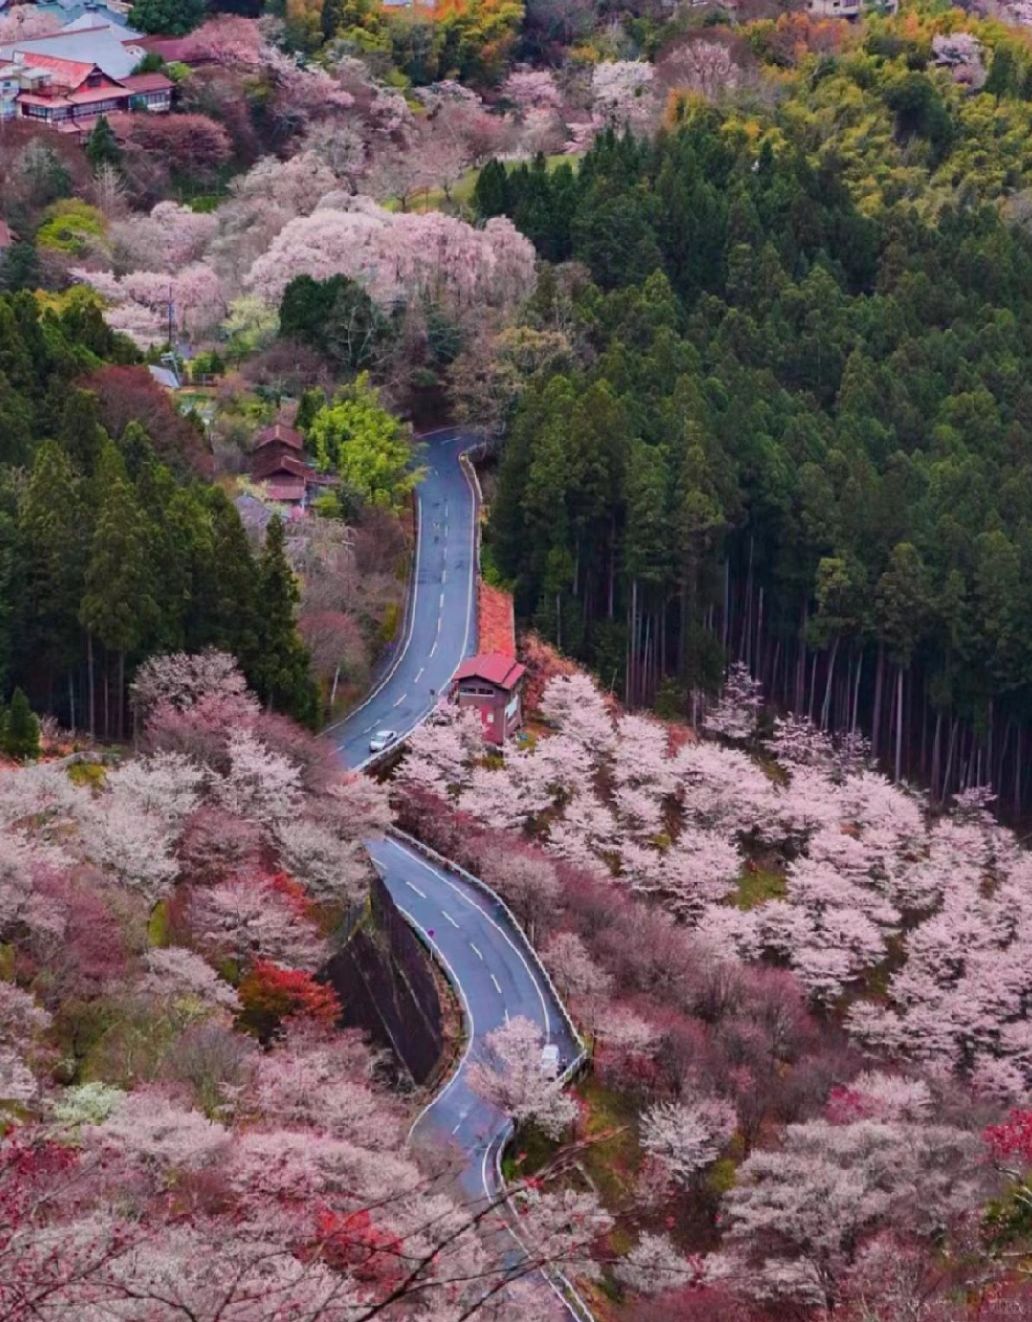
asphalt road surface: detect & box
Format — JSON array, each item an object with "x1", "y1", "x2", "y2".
[
  {"x1": 368, "y1": 833, "x2": 584, "y2": 1314},
  {"x1": 327, "y1": 427, "x2": 478, "y2": 772},
  {"x1": 328, "y1": 429, "x2": 589, "y2": 1316}
]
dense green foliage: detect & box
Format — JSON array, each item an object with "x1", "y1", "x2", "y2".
[
  {"x1": 130, "y1": 0, "x2": 206, "y2": 35},
  {"x1": 0, "y1": 293, "x2": 316, "y2": 734},
  {"x1": 308, "y1": 374, "x2": 420, "y2": 513},
  {"x1": 1, "y1": 687, "x2": 40, "y2": 760},
  {"x1": 279, "y1": 274, "x2": 392, "y2": 371},
  {"x1": 484, "y1": 48, "x2": 1032, "y2": 806}
]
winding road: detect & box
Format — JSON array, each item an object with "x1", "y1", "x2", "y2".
[
  {"x1": 327, "y1": 427, "x2": 478, "y2": 773},
  {"x1": 329, "y1": 428, "x2": 587, "y2": 1314}
]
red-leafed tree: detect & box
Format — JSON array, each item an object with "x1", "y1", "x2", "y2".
[
  {"x1": 986, "y1": 1110, "x2": 1032, "y2": 1170},
  {"x1": 83, "y1": 365, "x2": 213, "y2": 476},
  {"x1": 237, "y1": 960, "x2": 340, "y2": 1041}
]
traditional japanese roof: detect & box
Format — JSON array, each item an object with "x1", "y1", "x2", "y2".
[
  {"x1": 453, "y1": 653, "x2": 527, "y2": 691},
  {"x1": 120, "y1": 70, "x2": 172, "y2": 93},
  {"x1": 15, "y1": 51, "x2": 96, "y2": 86},
  {"x1": 0, "y1": 25, "x2": 139, "y2": 78},
  {"x1": 252, "y1": 450, "x2": 310, "y2": 482},
  {"x1": 254, "y1": 422, "x2": 304, "y2": 453},
  {"x1": 62, "y1": 10, "x2": 141, "y2": 38},
  {"x1": 131, "y1": 33, "x2": 211, "y2": 63}
]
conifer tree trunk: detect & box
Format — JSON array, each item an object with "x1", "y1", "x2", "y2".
[
  {"x1": 872, "y1": 644, "x2": 885, "y2": 760},
  {"x1": 894, "y1": 666, "x2": 904, "y2": 784},
  {"x1": 87, "y1": 632, "x2": 95, "y2": 740}
]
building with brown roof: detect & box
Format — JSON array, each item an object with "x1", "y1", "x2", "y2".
[{"x1": 451, "y1": 653, "x2": 527, "y2": 747}]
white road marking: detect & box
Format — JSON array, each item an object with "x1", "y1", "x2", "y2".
[
  {"x1": 442, "y1": 568, "x2": 447, "y2": 584},
  {"x1": 429, "y1": 639, "x2": 437, "y2": 657},
  {"x1": 405, "y1": 880, "x2": 426, "y2": 898},
  {"x1": 361, "y1": 722, "x2": 377, "y2": 734},
  {"x1": 470, "y1": 943, "x2": 483, "y2": 960},
  {"x1": 439, "y1": 592, "x2": 445, "y2": 609},
  {"x1": 398, "y1": 905, "x2": 475, "y2": 1142},
  {"x1": 490, "y1": 974, "x2": 502, "y2": 994},
  {"x1": 504, "y1": 1009, "x2": 510, "y2": 1023},
  {"x1": 442, "y1": 910, "x2": 459, "y2": 928},
  {"x1": 414, "y1": 667, "x2": 424, "y2": 682},
  {"x1": 393, "y1": 693, "x2": 406, "y2": 707},
  {"x1": 452, "y1": 1119, "x2": 464, "y2": 1134},
  {"x1": 387, "y1": 839, "x2": 554, "y2": 1041}
]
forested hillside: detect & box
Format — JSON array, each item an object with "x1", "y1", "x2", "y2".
[
  {"x1": 480, "y1": 18, "x2": 1032, "y2": 812},
  {"x1": 0, "y1": 293, "x2": 316, "y2": 737}
]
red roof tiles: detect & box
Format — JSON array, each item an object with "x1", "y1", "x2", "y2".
[
  {"x1": 254, "y1": 422, "x2": 304, "y2": 452},
  {"x1": 453, "y1": 653, "x2": 527, "y2": 691}
]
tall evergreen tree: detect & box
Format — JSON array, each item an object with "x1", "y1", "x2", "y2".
[
  {"x1": 253, "y1": 516, "x2": 318, "y2": 727},
  {"x1": 79, "y1": 442, "x2": 158, "y2": 739}
]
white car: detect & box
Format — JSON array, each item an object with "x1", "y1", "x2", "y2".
[
  {"x1": 540, "y1": 1044, "x2": 560, "y2": 1078},
  {"x1": 369, "y1": 729, "x2": 397, "y2": 753}
]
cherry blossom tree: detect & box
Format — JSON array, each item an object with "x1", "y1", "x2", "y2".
[
  {"x1": 640, "y1": 1095, "x2": 737, "y2": 1188},
  {"x1": 187, "y1": 871, "x2": 328, "y2": 972},
  {"x1": 616, "y1": 1234, "x2": 700, "y2": 1296},
  {"x1": 468, "y1": 1016, "x2": 577, "y2": 1139}
]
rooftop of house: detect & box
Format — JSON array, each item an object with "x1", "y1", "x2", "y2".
[
  {"x1": 132, "y1": 32, "x2": 211, "y2": 62},
  {"x1": 13, "y1": 51, "x2": 98, "y2": 84},
  {"x1": 121, "y1": 70, "x2": 172, "y2": 92},
  {"x1": 252, "y1": 450, "x2": 311, "y2": 482},
  {"x1": 0, "y1": 24, "x2": 140, "y2": 78},
  {"x1": 453, "y1": 652, "x2": 527, "y2": 691},
  {"x1": 147, "y1": 364, "x2": 180, "y2": 390},
  {"x1": 254, "y1": 422, "x2": 304, "y2": 452}
]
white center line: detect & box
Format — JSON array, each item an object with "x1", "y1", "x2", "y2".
[
  {"x1": 442, "y1": 568, "x2": 447, "y2": 584},
  {"x1": 429, "y1": 640, "x2": 437, "y2": 657},
  {"x1": 451, "y1": 1119, "x2": 463, "y2": 1135},
  {"x1": 439, "y1": 592, "x2": 445, "y2": 609},
  {"x1": 393, "y1": 693, "x2": 406, "y2": 708},
  {"x1": 405, "y1": 880, "x2": 426, "y2": 898},
  {"x1": 490, "y1": 974, "x2": 502, "y2": 994},
  {"x1": 469, "y1": 943, "x2": 483, "y2": 960},
  {"x1": 441, "y1": 910, "x2": 459, "y2": 928},
  {"x1": 414, "y1": 667, "x2": 424, "y2": 682}
]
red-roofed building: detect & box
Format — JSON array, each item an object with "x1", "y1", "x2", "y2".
[
  {"x1": 6, "y1": 46, "x2": 171, "y2": 129},
  {"x1": 451, "y1": 653, "x2": 527, "y2": 746}
]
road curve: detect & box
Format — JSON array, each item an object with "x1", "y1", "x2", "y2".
[
  {"x1": 328, "y1": 429, "x2": 588, "y2": 1314},
  {"x1": 327, "y1": 426, "x2": 478, "y2": 771}
]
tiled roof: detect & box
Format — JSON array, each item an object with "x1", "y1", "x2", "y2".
[
  {"x1": 0, "y1": 26, "x2": 138, "y2": 78},
  {"x1": 453, "y1": 653, "x2": 527, "y2": 691},
  {"x1": 15, "y1": 51, "x2": 95, "y2": 84},
  {"x1": 120, "y1": 71, "x2": 172, "y2": 92},
  {"x1": 254, "y1": 422, "x2": 304, "y2": 452}
]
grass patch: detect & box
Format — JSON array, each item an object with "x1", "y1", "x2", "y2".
[
  {"x1": 147, "y1": 900, "x2": 171, "y2": 949},
  {"x1": 576, "y1": 1076, "x2": 643, "y2": 1205},
  {"x1": 735, "y1": 867, "x2": 787, "y2": 910}
]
